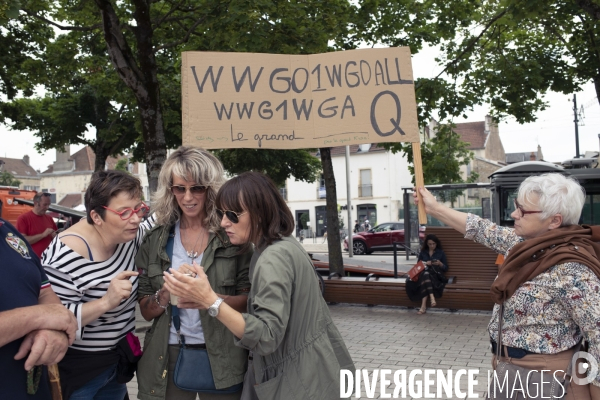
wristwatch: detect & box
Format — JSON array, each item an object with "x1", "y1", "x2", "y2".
[{"x1": 208, "y1": 297, "x2": 224, "y2": 317}]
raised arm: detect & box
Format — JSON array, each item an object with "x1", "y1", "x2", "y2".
[{"x1": 415, "y1": 187, "x2": 468, "y2": 234}]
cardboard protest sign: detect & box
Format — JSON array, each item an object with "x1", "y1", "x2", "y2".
[{"x1": 182, "y1": 47, "x2": 419, "y2": 149}]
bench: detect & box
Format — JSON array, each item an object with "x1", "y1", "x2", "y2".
[{"x1": 321, "y1": 227, "x2": 499, "y2": 311}]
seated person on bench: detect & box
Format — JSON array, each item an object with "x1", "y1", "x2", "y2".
[{"x1": 406, "y1": 234, "x2": 448, "y2": 315}]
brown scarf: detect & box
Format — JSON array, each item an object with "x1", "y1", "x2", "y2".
[{"x1": 490, "y1": 225, "x2": 600, "y2": 304}]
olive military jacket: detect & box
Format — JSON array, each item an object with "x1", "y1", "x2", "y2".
[
  {"x1": 135, "y1": 223, "x2": 252, "y2": 399},
  {"x1": 235, "y1": 236, "x2": 355, "y2": 399}
]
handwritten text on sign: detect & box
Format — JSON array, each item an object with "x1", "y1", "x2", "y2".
[{"x1": 181, "y1": 48, "x2": 419, "y2": 149}]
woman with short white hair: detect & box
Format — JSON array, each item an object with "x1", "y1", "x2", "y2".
[{"x1": 414, "y1": 173, "x2": 600, "y2": 399}]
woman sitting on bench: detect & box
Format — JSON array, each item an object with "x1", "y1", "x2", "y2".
[{"x1": 406, "y1": 234, "x2": 448, "y2": 314}]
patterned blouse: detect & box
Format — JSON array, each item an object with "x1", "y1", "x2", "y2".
[{"x1": 465, "y1": 214, "x2": 600, "y2": 386}]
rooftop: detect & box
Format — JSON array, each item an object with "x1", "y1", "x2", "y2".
[{"x1": 0, "y1": 157, "x2": 39, "y2": 178}]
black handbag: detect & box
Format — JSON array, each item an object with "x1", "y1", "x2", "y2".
[
  {"x1": 171, "y1": 306, "x2": 242, "y2": 393},
  {"x1": 115, "y1": 332, "x2": 143, "y2": 384}
]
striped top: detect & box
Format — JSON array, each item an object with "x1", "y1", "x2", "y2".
[{"x1": 42, "y1": 216, "x2": 155, "y2": 351}]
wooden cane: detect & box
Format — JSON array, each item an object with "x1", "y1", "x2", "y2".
[{"x1": 48, "y1": 364, "x2": 63, "y2": 400}]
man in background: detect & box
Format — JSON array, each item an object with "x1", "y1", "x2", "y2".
[{"x1": 16, "y1": 193, "x2": 57, "y2": 258}]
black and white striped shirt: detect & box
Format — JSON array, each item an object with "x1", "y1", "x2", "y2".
[{"x1": 42, "y1": 216, "x2": 155, "y2": 351}]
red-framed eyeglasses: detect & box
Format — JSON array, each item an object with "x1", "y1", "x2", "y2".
[
  {"x1": 102, "y1": 203, "x2": 150, "y2": 220},
  {"x1": 514, "y1": 199, "x2": 543, "y2": 218}
]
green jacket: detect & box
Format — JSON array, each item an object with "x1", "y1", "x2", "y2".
[
  {"x1": 235, "y1": 236, "x2": 355, "y2": 400},
  {"x1": 135, "y1": 223, "x2": 252, "y2": 399}
]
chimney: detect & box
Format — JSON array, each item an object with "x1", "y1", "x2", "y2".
[
  {"x1": 530, "y1": 152, "x2": 536, "y2": 161},
  {"x1": 485, "y1": 115, "x2": 491, "y2": 133},
  {"x1": 23, "y1": 155, "x2": 30, "y2": 166},
  {"x1": 54, "y1": 145, "x2": 72, "y2": 172}
]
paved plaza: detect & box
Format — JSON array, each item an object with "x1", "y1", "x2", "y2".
[{"x1": 128, "y1": 304, "x2": 493, "y2": 399}]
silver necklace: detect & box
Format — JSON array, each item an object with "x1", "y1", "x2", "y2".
[{"x1": 182, "y1": 223, "x2": 205, "y2": 261}]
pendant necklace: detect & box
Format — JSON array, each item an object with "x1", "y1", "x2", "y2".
[{"x1": 182, "y1": 223, "x2": 205, "y2": 262}]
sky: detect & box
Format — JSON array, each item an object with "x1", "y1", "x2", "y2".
[{"x1": 1, "y1": 47, "x2": 599, "y2": 172}]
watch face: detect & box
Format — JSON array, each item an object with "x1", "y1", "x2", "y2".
[{"x1": 208, "y1": 307, "x2": 217, "y2": 317}]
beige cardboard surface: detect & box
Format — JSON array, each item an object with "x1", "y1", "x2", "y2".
[{"x1": 182, "y1": 48, "x2": 419, "y2": 149}]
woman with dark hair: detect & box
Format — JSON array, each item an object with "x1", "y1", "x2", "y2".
[
  {"x1": 42, "y1": 170, "x2": 154, "y2": 399},
  {"x1": 406, "y1": 234, "x2": 448, "y2": 314},
  {"x1": 163, "y1": 171, "x2": 354, "y2": 400}
]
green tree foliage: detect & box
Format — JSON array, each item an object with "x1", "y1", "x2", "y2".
[
  {"x1": 425, "y1": 0, "x2": 600, "y2": 122},
  {"x1": 0, "y1": 0, "x2": 20, "y2": 24},
  {"x1": 114, "y1": 158, "x2": 128, "y2": 172},
  {"x1": 213, "y1": 149, "x2": 321, "y2": 188},
  {"x1": 0, "y1": 0, "x2": 358, "y2": 192},
  {"x1": 383, "y1": 123, "x2": 478, "y2": 205},
  {"x1": 0, "y1": 171, "x2": 21, "y2": 186},
  {"x1": 0, "y1": 1, "x2": 140, "y2": 172}
]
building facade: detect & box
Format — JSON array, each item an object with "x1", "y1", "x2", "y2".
[
  {"x1": 0, "y1": 155, "x2": 41, "y2": 191},
  {"x1": 40, "y1": 145, "x2": 149, "y2": 207},
  {"x1": 284, "y1": 144, "x2": 413, "y2": 238}
]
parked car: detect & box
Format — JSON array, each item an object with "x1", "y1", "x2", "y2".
[{"x1": 343, "y1": 222, "x2": 425, "y2": 255}]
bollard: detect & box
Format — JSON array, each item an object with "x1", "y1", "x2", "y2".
[{"x1": 393, "y1": 242, "x2": 398, "y2": 279}]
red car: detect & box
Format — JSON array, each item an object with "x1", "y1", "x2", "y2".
[{"x1": 343, "y1": 222, "x2": 425, "y2": 255}]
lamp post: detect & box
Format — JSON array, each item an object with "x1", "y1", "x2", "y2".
[{"x1": 345, "y1": 146, "x2": 353, "y2": 258}]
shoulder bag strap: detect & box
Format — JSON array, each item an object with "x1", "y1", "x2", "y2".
[
  {"x1": 495, "y1": 304, "x2": 504, "y2": 366},
  {"x1": 165, "y1": 227, "x2": 185, "y2": 346}
]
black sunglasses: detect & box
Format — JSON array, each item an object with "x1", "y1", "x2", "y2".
[
  {"x1": 170, "y1": 185, "x2": 208, "y2": 196},
  {"x1": 216, "y1": 209, "x2": 247, "y2": 224}
]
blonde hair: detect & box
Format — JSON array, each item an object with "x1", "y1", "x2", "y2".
[{"x1": 152, "y1": 146, "x2": 225, "y2": 229}]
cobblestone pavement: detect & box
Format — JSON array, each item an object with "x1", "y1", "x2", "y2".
[{"x1": 128, "y1": 304, "x2": 493, "y2": 399}]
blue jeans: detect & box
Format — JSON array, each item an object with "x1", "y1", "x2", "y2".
[{"x1": 69, "y1": 363, "x2": 127, "y2": 400}]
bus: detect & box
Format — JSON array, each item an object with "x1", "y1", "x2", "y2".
[
  {"x1": 402, "y1": 159, "x2": 600, "y2": 250},
  {"x1": 0, "y1": 187, "x2": 36, "y2": 225}
]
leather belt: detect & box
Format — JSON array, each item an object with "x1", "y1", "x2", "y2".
[
  {"x1": 490, "y1": 340, "x2": 536, "y2": 359},
  {"x1": 170, "y1": 343, "x2": 206, "y2": 349}
]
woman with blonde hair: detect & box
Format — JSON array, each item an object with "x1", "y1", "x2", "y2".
[{"x1": 136, "y1": 146, "x2": 252, "y2": 400}]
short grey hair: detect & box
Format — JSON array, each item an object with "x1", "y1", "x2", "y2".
[
  {"x1": 518, "y1": 173, "x2": 585, "y2": 226},
  {"x1": 33, "y1": 192, "x2": 51, "y2": 203},
  {"x1": 152, "y1": 146, "x2": 225, "y2": 228}
]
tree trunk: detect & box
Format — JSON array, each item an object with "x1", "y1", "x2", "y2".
[
  {"x1": 93, "y1": 142, "x2": 110, "y2": 172},
  {"x1": 320, "y1": 147, "x2": 344, "y2": 276},
  {"x1": 95, "y1": 0, "x2": 166, "y2": 193}
]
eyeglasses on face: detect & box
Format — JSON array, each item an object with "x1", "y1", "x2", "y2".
[
  {"x1": 170, "y1": 185, "x2": 208, "y2": 196},
  {"x1": 102, "y1": 202, "x2": 150, "y2": 220},
  {"x1": 216, "y1": 208, "x2": 247, "y2": 224},
  {"x1": 513, "y1": 199, "x2": 543, "y2": 218}
]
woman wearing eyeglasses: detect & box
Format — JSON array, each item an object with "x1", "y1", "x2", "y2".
[
  {"x1": 135, "y1": 146, "x2": 251, "y2": 400},
  {"x1": 414, "y1": 173, "x2": 600, "y2": 399},
  {"x1": 163, "y1": 172, "x2": 354, "y2": 400},
  {"x1": 42, "y1": 170, "x2": 155, "y2": 399}
]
